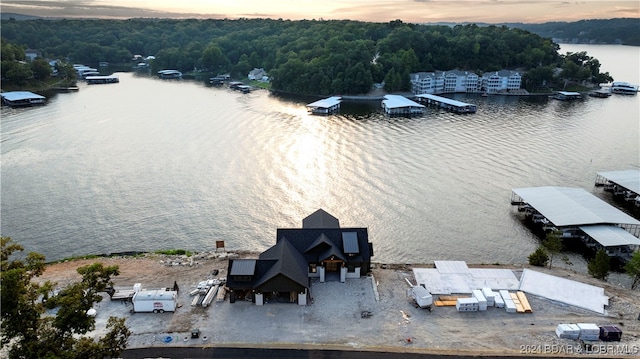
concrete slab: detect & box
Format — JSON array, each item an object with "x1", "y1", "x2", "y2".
[{"x1": 518, "y1": 269, "x2": 609, "y2": 314}]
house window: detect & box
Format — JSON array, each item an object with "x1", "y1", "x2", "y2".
[{"x1": 309, "y1": 263, "x2": 317, "y2": 273}]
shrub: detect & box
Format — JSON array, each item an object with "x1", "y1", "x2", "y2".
[{"x1": 528, "y1": 247, "x2": 549, "y2": 267}]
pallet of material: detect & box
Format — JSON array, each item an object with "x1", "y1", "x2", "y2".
[
  {"x1": 216, "y1": 286, "x2": 227, "y2": 302},
  {"x1": 516, "y1": 291, "x2": 532, "y2": 313},
  {"x1": 509, "y1": 292, "x2": 525, "y2": 313},
  {"x1": 499, "y1": 290, "x2": 516, "y2": 313},
  {"x1": 577, "y1": 323, "x2": 600, "y2": 341},
  {"x1": 556, "y1": 324, "x2": 580, "y2": 339},
  {"x1": 494, "y1": 293, "x2": 505, "y2": 308},
  {"x1": 456, "y1": 297, "x2": 479, "y2": 312},
  {"x1": 202, "y1": 285, "x2": 219, "y2": 308},
  {"x1": 191, "y1": 294, "x2": 202, "y2": 307}
]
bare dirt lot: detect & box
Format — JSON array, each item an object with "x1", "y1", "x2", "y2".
[{"x1": 35, "y1": 252, "x2": 640, "y2": 357}]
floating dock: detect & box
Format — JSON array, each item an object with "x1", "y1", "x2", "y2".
[
  {"x1": 381, "y1": 95, "x2": 425, "y2": 115},
  {"x1": 415, "y1": 94, "x2": 477, "y2": 114},
  {"x1": 306, "y1": 96, "x2": 341, "y2": 115}
]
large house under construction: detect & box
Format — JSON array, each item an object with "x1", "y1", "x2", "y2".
[{"x1": 226, "y1": 209, "x2": 374, "y2": 305}]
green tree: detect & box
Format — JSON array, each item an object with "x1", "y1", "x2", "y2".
[
  {"x1": 543, "y1": 230, "x2": 563, "y2": 268},
  {"x1": 528, "y1": 247, "x2": 549, "y2": 267},
  {"x1": 201, "y1": 43, "x2": 228, "y2": 73},
  {"x1": 4, "y1": 61, "x2": 33, "y2": 86},
  {"x1": 1, "y1": 237, "x2": 131, "y2": 358},
  {"x1": 30, "y1": 57, "x2": 52, "y2": 80},
  {"x1": 588, "y1": 249, "x2": 610, "y2": 281},
  {"x1": 624, "y1": 251, "x2": 640, "y2": 289}
]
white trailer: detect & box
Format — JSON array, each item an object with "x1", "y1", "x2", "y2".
[
  {"x1": 407, "y1": 285, "x2": 433, "y2": 310},
  {"x1": 132, "y1": 289, "x2": 177, "y2": 313}
]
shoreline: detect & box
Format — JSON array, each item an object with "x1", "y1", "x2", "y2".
[{"x1": 33, "y1": 253, "x2": 640, "y2": 358}]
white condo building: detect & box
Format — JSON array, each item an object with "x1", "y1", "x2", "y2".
[{"x1": 411, "y1": 70, "x2": 522, "y2": 95}]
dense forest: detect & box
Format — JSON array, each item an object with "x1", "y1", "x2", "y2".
[
  {"x1": 0, "y1": 18, "x2": 613, "y2": 95},
  {"x1": 504, "y1": 18, "x2": 640, "y2": 46}
]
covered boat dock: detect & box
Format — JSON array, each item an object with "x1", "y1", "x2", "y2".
[
  {"x1": 415, "y1": 94, "x2": 477, "y2": 114},
  {"x1": 86, "y1": 75, "x2": 119, "y2": 84},
  {"x1": 381, "y1": 95, "x2": 425, "y2": 115},
  {"x1": 595, "y1": 169, "x2": 640, "y2": 206},
  {"x1": 511, "y1": 186, "x2": 640, "y2": 261},
  {"x1": 1, "y1": 91, "x2": 46, "y2": 107},
  {"x1": 552, "y1": 91, "x2": 582, "y2": 100},
  {"x1": 306, "y1": 96, "x2": 341, "y2": 115},
  {"x1": 579, "y1": 225, "x2": 640, "y2": 262}
]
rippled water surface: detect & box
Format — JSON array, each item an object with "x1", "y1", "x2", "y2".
[{"x1": 1, "y1": 44, "x2": 639, "y2": 263}]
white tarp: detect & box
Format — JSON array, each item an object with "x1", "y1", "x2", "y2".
[
  {"x1": 518, "y1": 269, "x2": 608, "y2": 314},
  {"x1": 413, "y1": 261, "x2": 519, "y2": 294}
]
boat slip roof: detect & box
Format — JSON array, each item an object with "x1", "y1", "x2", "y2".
[
  {"x1": 597, "y1": 169, "x2": 640, "y2": 193},
  {"x1": 579, "y1": 225, "x2": 640, "y2": 247},
  {"x1": 382, "y1": 95, "x2": 425, "y2": 109},
  {"x1": 557, "y1": 91, "x2": 581, "y2": 96},
  {"x1": 415, "y1": 94, "x2": 475, "y2": 107},
  {"x1": 306, "y1": 96, "x2": 341, "y2": 108},
  {"x1": 512, "y1": 186, "x2": 640, "y2": 227},
  {"x1": 518, "y1": 269, "x2": 608, "y2": 314},
  {"x1": 1, "y1": 91, "x2": 45, "y2": 101},
  {"x1": 413, "y1": 261, "x2": 519, "y2": 294}
]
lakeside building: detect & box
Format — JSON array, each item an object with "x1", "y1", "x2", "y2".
[
  {"x1": 226, "y1": 209, "x2": 373, "y2": 306},
  {"x1": 410, "y1": 70, "x2": 522, "y2": 95},
  {"x1": 248, "y1": 68, "x2": 269, "y2": 82}
]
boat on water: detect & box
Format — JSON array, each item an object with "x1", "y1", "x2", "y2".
[
  {"x1": 610, "y1": 81, "x2": 638, "y2": 95},
  {"x1": 1, "y1": 91, "x2": 47, "y2": 107},
  {"x1": 588, "y1": 89, "x2": 611, "y2": 98},
  {"x1": 157, "y1": 70, "x2": 182, "y2": 79},
  {"x1": 551, "y1": 91, "x2": 582, "y2": 100}
]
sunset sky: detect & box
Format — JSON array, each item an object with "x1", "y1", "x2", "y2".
[{"x1": 1, "y1": 0, "x2": 639, "y2": 23}]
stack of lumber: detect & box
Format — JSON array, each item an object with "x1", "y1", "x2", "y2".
[
  {"x1": 516, "y1": 291, "x2": 533, "y2": 313},
  {"x1": 434, "y1": 295, "x2": 468, "y2": 306}
]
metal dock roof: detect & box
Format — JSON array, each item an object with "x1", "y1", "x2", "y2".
[
  {"x1": 579, "y1": 225, "x2": 640, "y2": 247},
  {"x1": 415, "y1": 93, "x2": 475, "y2": 108},
  {"x1": 381, "y1": 94, "x2": 425, "y2": 109},
  {"x1": 597, "y1": 169, "x2": 640, "y2": 194},
  {"x1": 1, "y1": 91, "x2": 46, "y2": 101},
  {"x1": 306, "y1": 96, "x2": 341, "y2": 109},
  {"x1": 512, "y1": 186, "x2": 640, "y2": 227}
]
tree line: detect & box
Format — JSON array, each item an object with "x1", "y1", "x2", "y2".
[
  {"x1": 505, "y1": 18, "x2": 640, "y2": 46},
  {"x1": 1, "y1": 18, "x2": 612, "y2": 95}
]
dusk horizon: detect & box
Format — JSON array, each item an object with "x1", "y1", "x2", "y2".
[{"x1": 1, "y1": 0, "x2": 638, "y2": 24}]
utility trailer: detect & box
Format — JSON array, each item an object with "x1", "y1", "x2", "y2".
[
  {"x1": 132, "y1": 289, "x2": 177, "y2": 313},
  {"x1": 106, "y1": 283, "x2": 141, "y2": 302},
  {"x1": 407, "y1": 285, "x2": 433, "y2": 311}
]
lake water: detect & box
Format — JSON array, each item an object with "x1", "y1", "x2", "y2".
[{"x1": 1, "y1": 44, "x2": 639, "y2": 265}]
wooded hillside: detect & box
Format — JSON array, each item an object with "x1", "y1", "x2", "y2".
[{"x1": 1, "y1": 18, "x2": 609, "y2": 95}]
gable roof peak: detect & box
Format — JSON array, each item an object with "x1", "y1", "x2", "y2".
[{"x1": 302, "y1": 209, "x2": 340, "y2": 228}]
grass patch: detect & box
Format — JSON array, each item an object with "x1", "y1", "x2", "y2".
[{"x1": 154, "y1": 249, "x2": 192, "y2": 257}]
